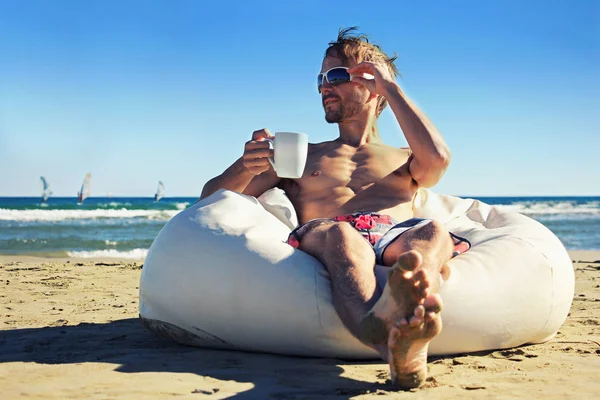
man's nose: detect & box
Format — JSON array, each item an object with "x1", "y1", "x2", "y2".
[{"x1": 320, "y1": 81, "x2": 333, "y2": 94}]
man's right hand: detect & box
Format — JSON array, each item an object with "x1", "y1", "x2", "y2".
[{"x1": 243, "y1": 128, "x2": 275, "y2": 176}]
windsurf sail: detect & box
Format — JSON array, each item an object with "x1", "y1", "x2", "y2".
[
  {"x1": 77, "y1": 173, "x2": 92, "y2": 204},
  {"x1": 154, "y1": 181, "x2": 165, "y2": 203},
  {"x1": 40, "y1": 176, "x2": 53, "y2": 203}
]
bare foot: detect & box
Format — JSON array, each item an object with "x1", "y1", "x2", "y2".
[
  {"x1": 388, "y1": 295, "x2": 442, "y2": 388},
  {"x1": 359, "y1": 250, "x2": 444, "y2": 389}
]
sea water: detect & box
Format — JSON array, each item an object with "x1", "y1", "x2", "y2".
[{"x1": 0, "y1": 196, "x2": 598, "y2": 258}]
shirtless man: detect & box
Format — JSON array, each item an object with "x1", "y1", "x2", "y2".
[{"x1": 200, "y1": 27, "x2": 469, "y2": 389}]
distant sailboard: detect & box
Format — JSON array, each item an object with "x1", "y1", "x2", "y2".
[
  {"x1": 77, "y1": 173, "x2": 92, "y2": 204},
  {"x1": 40, "y1": 176, "x2": 53, "y2": 203},
  {"x1": 154, "y1": 181, "x2": 165, "y2": 203}
]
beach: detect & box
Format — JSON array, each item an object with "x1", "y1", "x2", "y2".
[{"x1": 1, "y1": 251, "x2": 598, "y2": 399}]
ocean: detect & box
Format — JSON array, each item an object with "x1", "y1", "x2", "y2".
[{"x1": 0, "y1": 196, "x2": 599, "y2": 258}]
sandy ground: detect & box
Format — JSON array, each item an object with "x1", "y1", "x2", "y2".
[{"x1": 1, "y1": 251, "x2": 599, "y2": 399}]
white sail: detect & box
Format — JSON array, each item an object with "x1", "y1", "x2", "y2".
[
  {"x1": 40, "y1": 176, "x2": 53, "y2": 202},
  {"x1": 77, "y1": 173, "x2": 92, "y2": 204},
  {"x1": 154, "y1": 181, "x2": 165, "y2": 202}
]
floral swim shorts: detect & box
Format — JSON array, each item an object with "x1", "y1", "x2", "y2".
[{"x1": 286, "y1": 212, "x2": 471, "y2": 265}]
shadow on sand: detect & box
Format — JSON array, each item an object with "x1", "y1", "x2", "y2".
[{"x1": 0, "y1": 318, "x2": 401, "y2": 399}]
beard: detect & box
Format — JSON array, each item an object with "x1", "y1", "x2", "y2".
[{"x1": 324, "y1": 93, "x2": 364, "y2": 123}]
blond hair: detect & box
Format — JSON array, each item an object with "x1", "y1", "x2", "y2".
[{"x1": 325, "y1": 27, "x2": 399, "y2": 118}]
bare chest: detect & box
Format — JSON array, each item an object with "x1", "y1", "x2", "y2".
[{"x1": 299, "y1": 143, "x2": 412, "y2": 193}]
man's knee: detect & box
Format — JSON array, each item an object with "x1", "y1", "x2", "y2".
[
  {"x1": 411, "y1": 220, "x2": 448, "y2": 242},
  {"x1": 297, "y1": 221, "x2": 339, "y2": 252},
  {"x1": 299, "y1": 221, "x2": 367, "y2": 254},
  {"x1": 325, "y1": 222, "x2": 359, "y2": 244}
]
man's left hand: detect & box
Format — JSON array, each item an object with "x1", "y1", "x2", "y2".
[{"x1": 348, "y1": 62, "x2": 397, "y2": 96}]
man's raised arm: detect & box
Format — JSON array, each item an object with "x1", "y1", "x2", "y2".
[
  {"x1": 349, "y1": 63, "x2": 451, "y2": 188},
  {"x1": 200, "y1": 129, "x2": 281, "y2": 200},
  {"x1": 383, "y1": 84, "x2": 450, "y2": 187}
]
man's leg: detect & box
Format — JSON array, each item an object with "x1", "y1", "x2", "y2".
[
  {"x1": 297, "y1": 221, "x2": 382, "y2": 343},
  {"x1": 298, "y1": 219, "x2": 454, "y2": 389},
  {"x1": 362, "y1": 220, "x2": 454, "y2": 388}
]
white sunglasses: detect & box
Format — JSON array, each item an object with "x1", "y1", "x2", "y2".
[{"x1": 317, "y1": 67, "x2": 374, "y2": 93}]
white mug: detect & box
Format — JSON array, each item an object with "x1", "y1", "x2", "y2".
[{"x1": 266, "y1": 132, "x2": 308, "y2": 179}]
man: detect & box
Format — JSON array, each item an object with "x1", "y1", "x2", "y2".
[{"x1": 200, "y1": 27, "x2": 469, "y2": 389}]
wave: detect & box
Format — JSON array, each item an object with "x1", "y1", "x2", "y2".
[
  {"x1": 106, "y1": 202, "x2": 132, "y2": 208},
  {"x1": 0, "y1": 208, "x2": 181, "y2": 222},
  {"x1": 494, "y1": 201, "x2": 599, "y2": 215},
  {"x1": 175, "y1": 202, "x2": 190, "y2": 210},
  {"x1": 67, "y1": 248, "x2": 148, "y2": 259},
  {"x1": 12, "y1": 238, "x2": 48, "y2": 244}
]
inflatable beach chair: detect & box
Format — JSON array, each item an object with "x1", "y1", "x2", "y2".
[{"x1": 139, "y1": 188, "x2": 574, "y2": 358}]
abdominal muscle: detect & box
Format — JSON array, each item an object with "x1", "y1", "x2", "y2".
[{"x1": 279, "y1": 142, "x2": 418, "y2": 225}]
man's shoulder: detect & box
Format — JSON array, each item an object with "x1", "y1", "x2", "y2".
[
  {"x1": 308, "y1": 140, "x2": 335, "y2": 148},
  {"x1": 307, "y1": 140, "x2": 336, "y2": 153},
  {"x1": 397, "y1": 146, "x2": 411, "y2": 154},
  {"x1": 371, "y1": 143, "x2": 412, "y2": 154},
  {"x1": 308, "y1": 140, "x2": 411, "y2": 153}
]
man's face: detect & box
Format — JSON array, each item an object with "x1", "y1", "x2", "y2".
[{"x1": 319, "y1": 56, "x2": 370, "y2": 124}]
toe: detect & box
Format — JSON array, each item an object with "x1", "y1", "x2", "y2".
[
  {"x1": 412, "y1": 270, "x2": 426, "y2": 284},
  {"x1": 394, "y1": 250, "x2": 422, "y2": 272},
  {"x1": 417, "y1": 279, "x2": 429, "y2": 298},
  {"x1": 441, "y1": 263, "x2": 451, "y2": 280},
  {"x1": 414, "y1": 305, "x2": 425, "y2": 319},
  {"x1": 423, "y1": 294, "x2": 443, "y2": 313},
  {"x1": 409, "y1": 306, "x2": 425, "y2": 326}
]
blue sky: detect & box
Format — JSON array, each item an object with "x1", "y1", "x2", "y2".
[{"x1": 1, "y1": 0, "x2": 598, "y2": 197}]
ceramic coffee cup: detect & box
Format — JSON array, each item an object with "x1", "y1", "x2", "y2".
[{"x1": 266, "y1": 132, "x2": 308, "y2": 179}]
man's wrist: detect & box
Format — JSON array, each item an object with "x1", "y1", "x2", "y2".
[
  {"x1": 232, "y1": 158, "x2": 257, "y2": 179},
  {"x1": 381, "y1": 80, "x2": 402, "y2": 99},
  {"x1": 240, "y1": 164, "x2": 259, "y2": 178}
]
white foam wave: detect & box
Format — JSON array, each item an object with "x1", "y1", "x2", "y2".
[
  {"x1": 16, "y1": 238, "x2": 47, "y2": 244},
  {"x1": 495, "y1": 201, "x2": 600, "y2": 215},
  {"x1": 107, "y1": 202, "x2": 132, "y2": 207},
  {"x1": 175, "y1": 202, "x2": 190, "y2": 210},
  {"x1": 0, "y1": 208, "x2": 181, "y2": 222},
  {"x1": 67, "y1": 248, "x2": 148, "y2": 259}
]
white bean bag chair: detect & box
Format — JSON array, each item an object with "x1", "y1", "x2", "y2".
[{"x1": 139, "y1": 188, "x2": 574, "y2": 358}]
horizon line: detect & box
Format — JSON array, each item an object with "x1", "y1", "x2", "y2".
[{"x1": 2, "y1": 194, "x2": 600, "y2": 199}]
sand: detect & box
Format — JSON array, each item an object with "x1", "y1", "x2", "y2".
[{"x1": 1, "y1": 251, "x2": 599, "y2": 399}]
